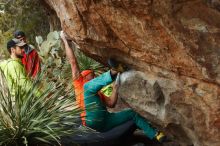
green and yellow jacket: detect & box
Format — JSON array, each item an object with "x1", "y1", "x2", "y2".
[{"x1": 0, "y1": 58, "x2": 38, "y2": 96}]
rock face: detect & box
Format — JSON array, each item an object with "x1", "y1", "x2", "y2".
[
  {"x1": 44, "y1": 0, "x2": 220, "y2": 146},
  {"x1": 119, "y1": 71, "x2": 220, "y2": 146}
]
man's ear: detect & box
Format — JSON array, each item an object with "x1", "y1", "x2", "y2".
[{"x1": 10, "y1": 47, "x2": 15, "y2": 54}]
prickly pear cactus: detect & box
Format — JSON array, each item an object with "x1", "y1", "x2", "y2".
[
  {"x1": 0, "y1": 3, "x2": 5, "y2": 13},
  {"x1": 36, "y1": 31, "x2": 64, "y2": 67},
  {"x1": 35, "y1": 31, "x2": 72, "y2": 86}
]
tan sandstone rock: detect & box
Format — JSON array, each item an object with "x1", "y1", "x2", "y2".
[{"x1": 43, "y1": 0, "x2": 220, "y2": 146}]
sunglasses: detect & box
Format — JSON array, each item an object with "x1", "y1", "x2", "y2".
[{"x1": 16, "y1": 36, "x2": 25, "y2": 41}]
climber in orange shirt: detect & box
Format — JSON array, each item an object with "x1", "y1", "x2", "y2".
[
  {"x1": 60, "y1": 31, "x2": 119, "y2": 126},
  {"x1": 60, "y1": 31, "x2": 96, "y2": 125}
]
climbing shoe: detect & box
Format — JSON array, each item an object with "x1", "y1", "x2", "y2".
[
  {"x1": 108, "y1": 58, "x2": 126, "y2": 73},
  {"x1": 156, "y1": 131, "x2": 167, "y2": 143}
]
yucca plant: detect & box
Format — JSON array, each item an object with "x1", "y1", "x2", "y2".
[
  {"x1": 75, "y1": 51, "x2": 106, "y2": 75},
  {"x1": 0, "y1": 67, "x2": 94, "y2": 146}
]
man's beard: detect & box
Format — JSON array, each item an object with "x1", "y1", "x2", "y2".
[{"x1": 15, "y1": 53, "x2": 23, "y2": 59}]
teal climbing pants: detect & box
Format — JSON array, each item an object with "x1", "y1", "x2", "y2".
[{"x1": 84, "y1": 71, "x2": 157, "y2": 139}]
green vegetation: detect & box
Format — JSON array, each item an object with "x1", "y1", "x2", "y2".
[
  {"x1": 36, "y1": 31, "x2": 105, "y2": 87},
  {"x1": 0, "y1": 29, "x2": 103, "y2": 145},
  {"x1": 36, "y1": 31, "x2": 63, "y2": 68},
  {"x1": 0, "y1": 0, "x2": 50, "y2": 59},
  {"x1": 0, "y1": 0, "x2": 104, "y2": 144},
  {"x1": 0, "y1": 68, "x2": 84, "y2": 146},
  {"x1": 76, "y1": 50, "x2": 104, "y2": 73}
]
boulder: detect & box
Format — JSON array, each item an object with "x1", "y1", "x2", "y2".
[{"x1": 43, "y1": 0, "x2": 220, "y2": 145}]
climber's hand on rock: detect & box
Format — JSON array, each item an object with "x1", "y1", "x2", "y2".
[
  {"x1": 112, "y1": 73, "x2": 120, "y2": 94},
  {"x1": 60, "y1": 31, "x2": 67, "y2": 42},
  {"x1": 115, "y1": 73, "x2": 120, "y2": 86}
]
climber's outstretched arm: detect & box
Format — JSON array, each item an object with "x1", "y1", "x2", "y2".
[{"x1": 60, "y1": 31, "x2": 80, "y2": 80}]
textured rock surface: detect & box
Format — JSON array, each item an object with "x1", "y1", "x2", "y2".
[
  {"x1": 44, "y1": 0, "x2": 220, "y2": 146},
  {"x1": 119, "y1": 70, "x2": 220, "y2": 146}
]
